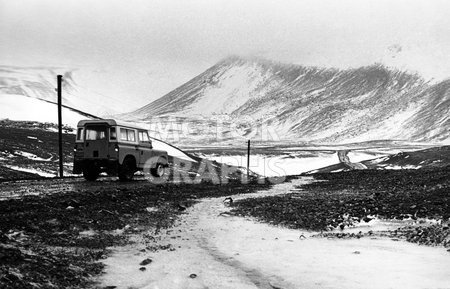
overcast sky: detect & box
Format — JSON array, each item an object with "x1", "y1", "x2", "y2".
[{"x1": 1, "y1": 0, "x2": 450, "y2": 103}]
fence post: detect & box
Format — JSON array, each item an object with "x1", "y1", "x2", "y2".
[
  {"x1": 57, "y1": 75, "x2": 63, "y2": 178},
  {"x1": 247, "y1": 139, "x2": 250, "y2": 182}
]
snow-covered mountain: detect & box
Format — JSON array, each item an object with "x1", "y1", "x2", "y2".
[
  {"x1": 124, "y1": 56, "x2": 450, "y2": 144},
  {"x1": 0, "y1": 66, "x2": 143, "y2": 126}
]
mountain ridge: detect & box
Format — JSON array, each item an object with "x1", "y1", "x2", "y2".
[{"x1": 124, "y1": 56, "x2": 449, "y2": 144}]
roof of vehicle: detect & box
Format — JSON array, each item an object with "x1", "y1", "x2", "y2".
[{"x1": 77, "y1": 119, "x2": 146, "y2": 130}]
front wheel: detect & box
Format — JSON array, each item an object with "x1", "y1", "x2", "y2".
[
  {"x1": 150, "y1": 163, "x2": 165, "y2": 178},
  {"x1": 83, "y1": 166, "x2": 99, "y2": 181},
  {"x1": 118, "y1": 157, "x2": 136, "y2": 181}
]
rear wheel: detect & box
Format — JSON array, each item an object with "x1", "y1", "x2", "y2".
[
  {"x1": 150, "y1": 162, "x2": 165, "y2": 178},
  {"x1": 119, "y1": 157, "x2": 136, "y2": 181},
  {"x1": 83, "y1": 166, "x2": 99, "y2": 181}
]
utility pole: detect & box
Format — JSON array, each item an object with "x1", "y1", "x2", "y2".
[
  {"x1": 247, "y1": 139, "x2": 250, "y2": 182},
  {"x1": 57, "y1": 75, "x2": 64, "y2": 178}
]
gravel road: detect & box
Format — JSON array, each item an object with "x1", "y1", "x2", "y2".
[{"x1": 99, "y1": 177, "x2": 450, "y2": 289}]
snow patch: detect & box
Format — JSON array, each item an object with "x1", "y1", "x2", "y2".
[
  {"x1": 0, "y1": 94, "x2": 84, "y2": 128},
  {"x1": 14, "y1": 151, "x2": 52, "y2": 162},
  {"x1": 384, "y1": 165, "x2": 422, "y2": 170},
  {"x1": 151, "y1": 138, "x2": 197, "y2": 163},
  {"x1": 204, "y1": 153, "x2": 339, "y2": 176},
  {"x1": 347, "y1": 151, "x2": 384, "y2": 163},
  {"x1": 2, "y1": 165, "x2": 56, "y2": 177},
  {"x1": 183, "y1": 63, "x2": 275, "y2": 116}
]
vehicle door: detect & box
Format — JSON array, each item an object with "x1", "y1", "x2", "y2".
[
  {"x1": 84, "y1": 125, "x2": 109, "y2": 159},
  {"x1": 118, "y1": 127, "x2": 140, "y2": 163},
  {"x1": 137, "y1": 130, "x2": 154, "y2": 168}
]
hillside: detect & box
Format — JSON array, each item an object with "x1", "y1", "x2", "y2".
[
  {"x1": 0, "y1": 120, "x2": 75, "y2": 179},
  {"x1": 125, "y1": 56, "x2": 450, "y2": 144},
  {"x1": 364, "y1": 145, "x2": 450, "y2": 169},
  {"x1": 305, "y1": 146, "x2": 450, "y2": 174},
  {"x1": 0, "y1": 66, "x2": 141, "y2": 126}
]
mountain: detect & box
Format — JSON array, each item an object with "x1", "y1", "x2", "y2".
[
  {"x1": 124, "y1": 56, "x2": 450, "y2": 144},
  {"x1": 0, "y1": 66, "x2": 143, "y2": 126}
]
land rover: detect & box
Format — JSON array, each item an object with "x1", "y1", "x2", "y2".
[{"x1": 73, "y1": 119, "x2": 168, "y2": 181}]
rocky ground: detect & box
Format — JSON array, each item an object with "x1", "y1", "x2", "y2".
[
  {"x1": 0, "y1": 179, "x2": 269, "y2": 288},
  {"x1": 232, "y1": 168, "x2": 450, "y2": 248},
  {"x1": 1, "y1": 167, "x2": 449, "y2": 288},
  {"x1": 0, "y1": 120, "x2": 74, "y2": 179}
]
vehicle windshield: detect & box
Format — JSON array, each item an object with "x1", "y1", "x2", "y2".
[{"x1": 85, "y1": 126, "x2": 107, "y2": 140}]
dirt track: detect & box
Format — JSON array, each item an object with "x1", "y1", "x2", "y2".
[
  {"x1": 99, "y1": 177, "x2": 450, "y2": 289},
  {"x1": 337, "y1": 150, "x2": 367, "y2": 169},
  {"x1": 1, "y1": 169, "x2": 449, "y2": 288}
]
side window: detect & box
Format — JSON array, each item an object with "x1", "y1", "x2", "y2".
[
  {"x1": 119, "y1": 128, "x2": 136, "y2": 142},
  {"x1": 120, "y1": 128, "x2": 127, "y2": 141},
  {"x1": 138, "y1": 131, "x2": 150, "y2": 142},
  {"x1": 110, "y1": 127, "x2": 117, "y2": 140},
  {"x1": 76, "y1": 128, "x2": 83, "y2": 141},
  {"x1": 127, "y1": 130, "x2": 135, "y2": 142}
]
